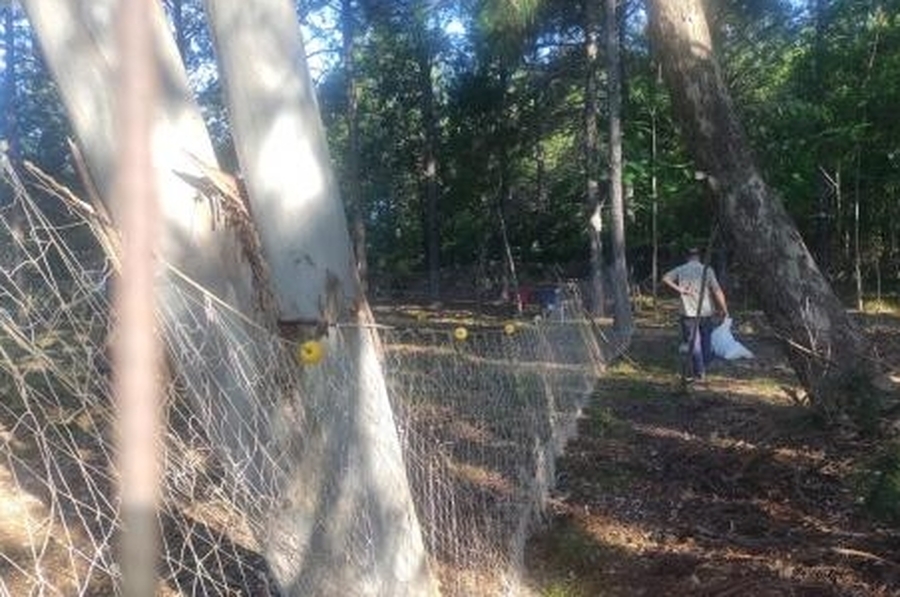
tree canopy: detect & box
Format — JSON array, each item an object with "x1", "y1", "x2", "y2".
[
  {"x1": 3, "y1": 0, "x2": 899, "y2": 322},
  {"x1": 3, "y1": 0, "x2": 894, "y2": 299}
]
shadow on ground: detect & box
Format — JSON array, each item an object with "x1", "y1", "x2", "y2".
[{"x1": 525, "y1": 311, "x2": 900, "y2": 596}]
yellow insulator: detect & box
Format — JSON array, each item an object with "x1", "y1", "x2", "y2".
[
  {"x1": 296, "y1": 339, "x2": 325, "y2": 365},
  {"x1": 503, "y1": 322, "x2": 517, "y2": 336},
  {"x1": 453, "y1": 326, "x2": 468, "y2": 341}
]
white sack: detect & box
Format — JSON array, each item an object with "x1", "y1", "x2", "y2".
[{"x1": 711, "y1": 317, "x2": 754, "y2": 360}]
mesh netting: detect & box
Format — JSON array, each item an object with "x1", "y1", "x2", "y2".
[{"x1": 0, "y1": 157, "x2": 611, "y2": 596}]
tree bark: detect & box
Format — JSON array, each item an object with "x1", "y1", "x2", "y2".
[
  {"x1": 584, "y1": 0, "x2": 605, "y2": 317},
  {"x1": 606, "y1": 0, "x2": 633, "y2": 339},
  {"x1": 650, "y1": 62, "x2": 661, "y2": 309},
  {"x1": 647, "y1": 0, "x2": 882, "y2": 416},
  {"x1": 342, "y1": 0, "x2": 368, "y2": 294},
  {"x1": 22, "y1": 1, "x2": 287, "y2": 592},
  {"x1": 413, "y1": 8, "x2": 441, "y2": 303},
  {"x1": 204, "y1": 1, "x2": 437, "y2": 593}
]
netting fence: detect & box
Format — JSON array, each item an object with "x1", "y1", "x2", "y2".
[{"x1": 0, "y1": 156, "x2": 616, "y2": 596}]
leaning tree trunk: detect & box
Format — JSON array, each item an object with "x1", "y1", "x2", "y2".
[
  {"x1": 21, "y1": 0, "x2": 280, "y2": 479},
  {"x1": 22, "y1": 0, "x2": 318, "y2": 593},
  {"x1": 204, "y1": 1, "x2": 437, "y2": 594},
  {"x1": 647, "y1": 0, "x2": 882, "y2": 416}
]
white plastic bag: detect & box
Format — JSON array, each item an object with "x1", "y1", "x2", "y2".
[{"x1": 711, "y1": 317, "x2": 754, "y2": 360}]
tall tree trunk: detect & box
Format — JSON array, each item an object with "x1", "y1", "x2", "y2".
[
  {"x1": 584, "y1": 0, "x2": 605, "y2": 317},
  {"x1": 647, "y1": 0, "x2": 882, "y2": 416},
  {"x1": 811, "y1": 0, "x2": 834, "y2": 275},
  {"x1": 342, "y1": 0, "x2": 368, "y2": 294},
  {"x1": 853, "y1": 148, "x2": 863, "y2": 311},
  {"x1": 650, "y1": 62, "x2": 660, "y2": 310},
  {"x1": 203, "y1": 1, "x2": 437, "y2": 594},
  {"x1": 414, "y1": 13, "x2": 440, "y2": 303},
  {"x1": 606, "y1": 0, "x2": 632, "y2": 338},
  {"x1": 22, "y1": 0, "x2": 258, "y2": 308},
  {"x1": 22, "y1": 4, "x2": 290, "y2": 594}
]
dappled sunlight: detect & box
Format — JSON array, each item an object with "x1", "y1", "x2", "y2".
[
  {"x1": 258, "y1": 116, "x2": 326, "y2": 207},
  {"x1": 527, "y1": 312, "x2": 900, "y2": 595}
]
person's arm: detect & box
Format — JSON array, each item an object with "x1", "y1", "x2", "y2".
[
  {"x1": 708, "y1": 271, "x2": 729, "y2": 317},
  {"x1": 662, "y1": 268, "x2": 692, "y2": 296},
  {"x1": 713, "y1": 286, "x2": 729, "y2": 317}
]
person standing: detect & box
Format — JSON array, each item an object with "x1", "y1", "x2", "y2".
[{"x1": 662, "y1": 247, "x2": 729, "y2": 380}]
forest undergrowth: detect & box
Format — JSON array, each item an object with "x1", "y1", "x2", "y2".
[{"x1": 525, "y1": 304, "x2": 900, "y2": 597}]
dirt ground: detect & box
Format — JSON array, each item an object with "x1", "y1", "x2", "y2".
[{"x1": 524, "y1": 307, "x2": 900, "y2": 596}]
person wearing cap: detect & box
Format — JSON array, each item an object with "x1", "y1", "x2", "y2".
[{"x1": 662, "y1": 247, "x2": 729, "y2": 380}]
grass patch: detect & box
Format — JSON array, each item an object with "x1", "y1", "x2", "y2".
[
  {"x1": 586, "y1": 405, "x2": 633, "y2": 439},
  {"x1": 528, "y1": 518, "x2": 613, "y2": 597},
  {"x1": 540, "y1": 580, "x2": 587, "y2": 597},
  {"x1": 862, "y1": 297, "x2": 900, "y2": 315}
]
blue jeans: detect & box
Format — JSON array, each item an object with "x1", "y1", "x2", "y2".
[{"x1": 680, "y1": 316, "x2": 714, "y2": 378}]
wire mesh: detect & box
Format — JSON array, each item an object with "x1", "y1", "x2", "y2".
[{"x1": 0, "y1": 157, "x2": 611, "y2": 596}]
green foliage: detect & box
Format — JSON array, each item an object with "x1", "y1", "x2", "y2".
[{"x1": 9, "y1": 0, "x2": 900, "y2": 298}]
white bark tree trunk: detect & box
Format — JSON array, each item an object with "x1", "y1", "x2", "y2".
[
  {"x1": 22, "y1": 0, "x2": 304, "y2": 588},
  {"x1": 21, "y1": 0, "x2": 257, "y2": 313},
  {"x1": 204, "y1": 1, "x2": 436, "y2": 594}
]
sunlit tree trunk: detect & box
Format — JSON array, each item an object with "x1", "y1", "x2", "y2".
[
  {"x1": 22, "y1": 0, "x2": 258, "y2": 309},
  {"x1": 342, "y1": 0, "x2": 368, "y2": 293},
  {"x1": 584, "y1": 0, "x2": 605, "y2": 317},
  {"x1": 22, "y1": 0, "x2": 290, "y2": 509},
  {"x1": 647, "y1": 0, "x2": 882, "y2": 415},
  {"x1": 204, "y1": 0, "x2": 437, "y2": 594},
  {"x1": 606, "y1": 0, "x2": 632, "y2": 338}
]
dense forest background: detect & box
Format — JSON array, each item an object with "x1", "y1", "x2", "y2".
[{"x1": 2, "y1": 0, "x2": 898, "y2": 307}]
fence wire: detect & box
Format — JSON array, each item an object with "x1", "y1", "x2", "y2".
[{"x1": 0, "y1": 159, "x2": 617, "y2": 596}]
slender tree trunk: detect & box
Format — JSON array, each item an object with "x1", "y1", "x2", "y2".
[
  {"x1": 854, "y1": 148, "x2": 863, "y2": 311},
  {"x1": 497, "y1": 65, "x2": 517, "y2": 305},
  {"x1": 536, "y1": 135, "x2": 548, "y2": 211},
  {"x1": 647, "y1": 0, "x2": 882, "y2": 416},
  {"x1": 836, "y1": 166, "x2": 846, "y2": 267},
  {"x1": 342, "y1": 0, "x2": 368, "y2": 294},
  {"x1": 414, "y1": 14, "x2": 440, "y2": 303},
  {"x1": 498, "y1": 202, "x2": 522, "y2": 313},
  {"x1": 650, "y1": 62, "x2": 660, "y2": 310},
  {"x1": 584, "y1": 0, "x2": 605, "y2": 317},
  {"x1": 606, "y1": 0, "x2": 632, "y2": 337}
]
